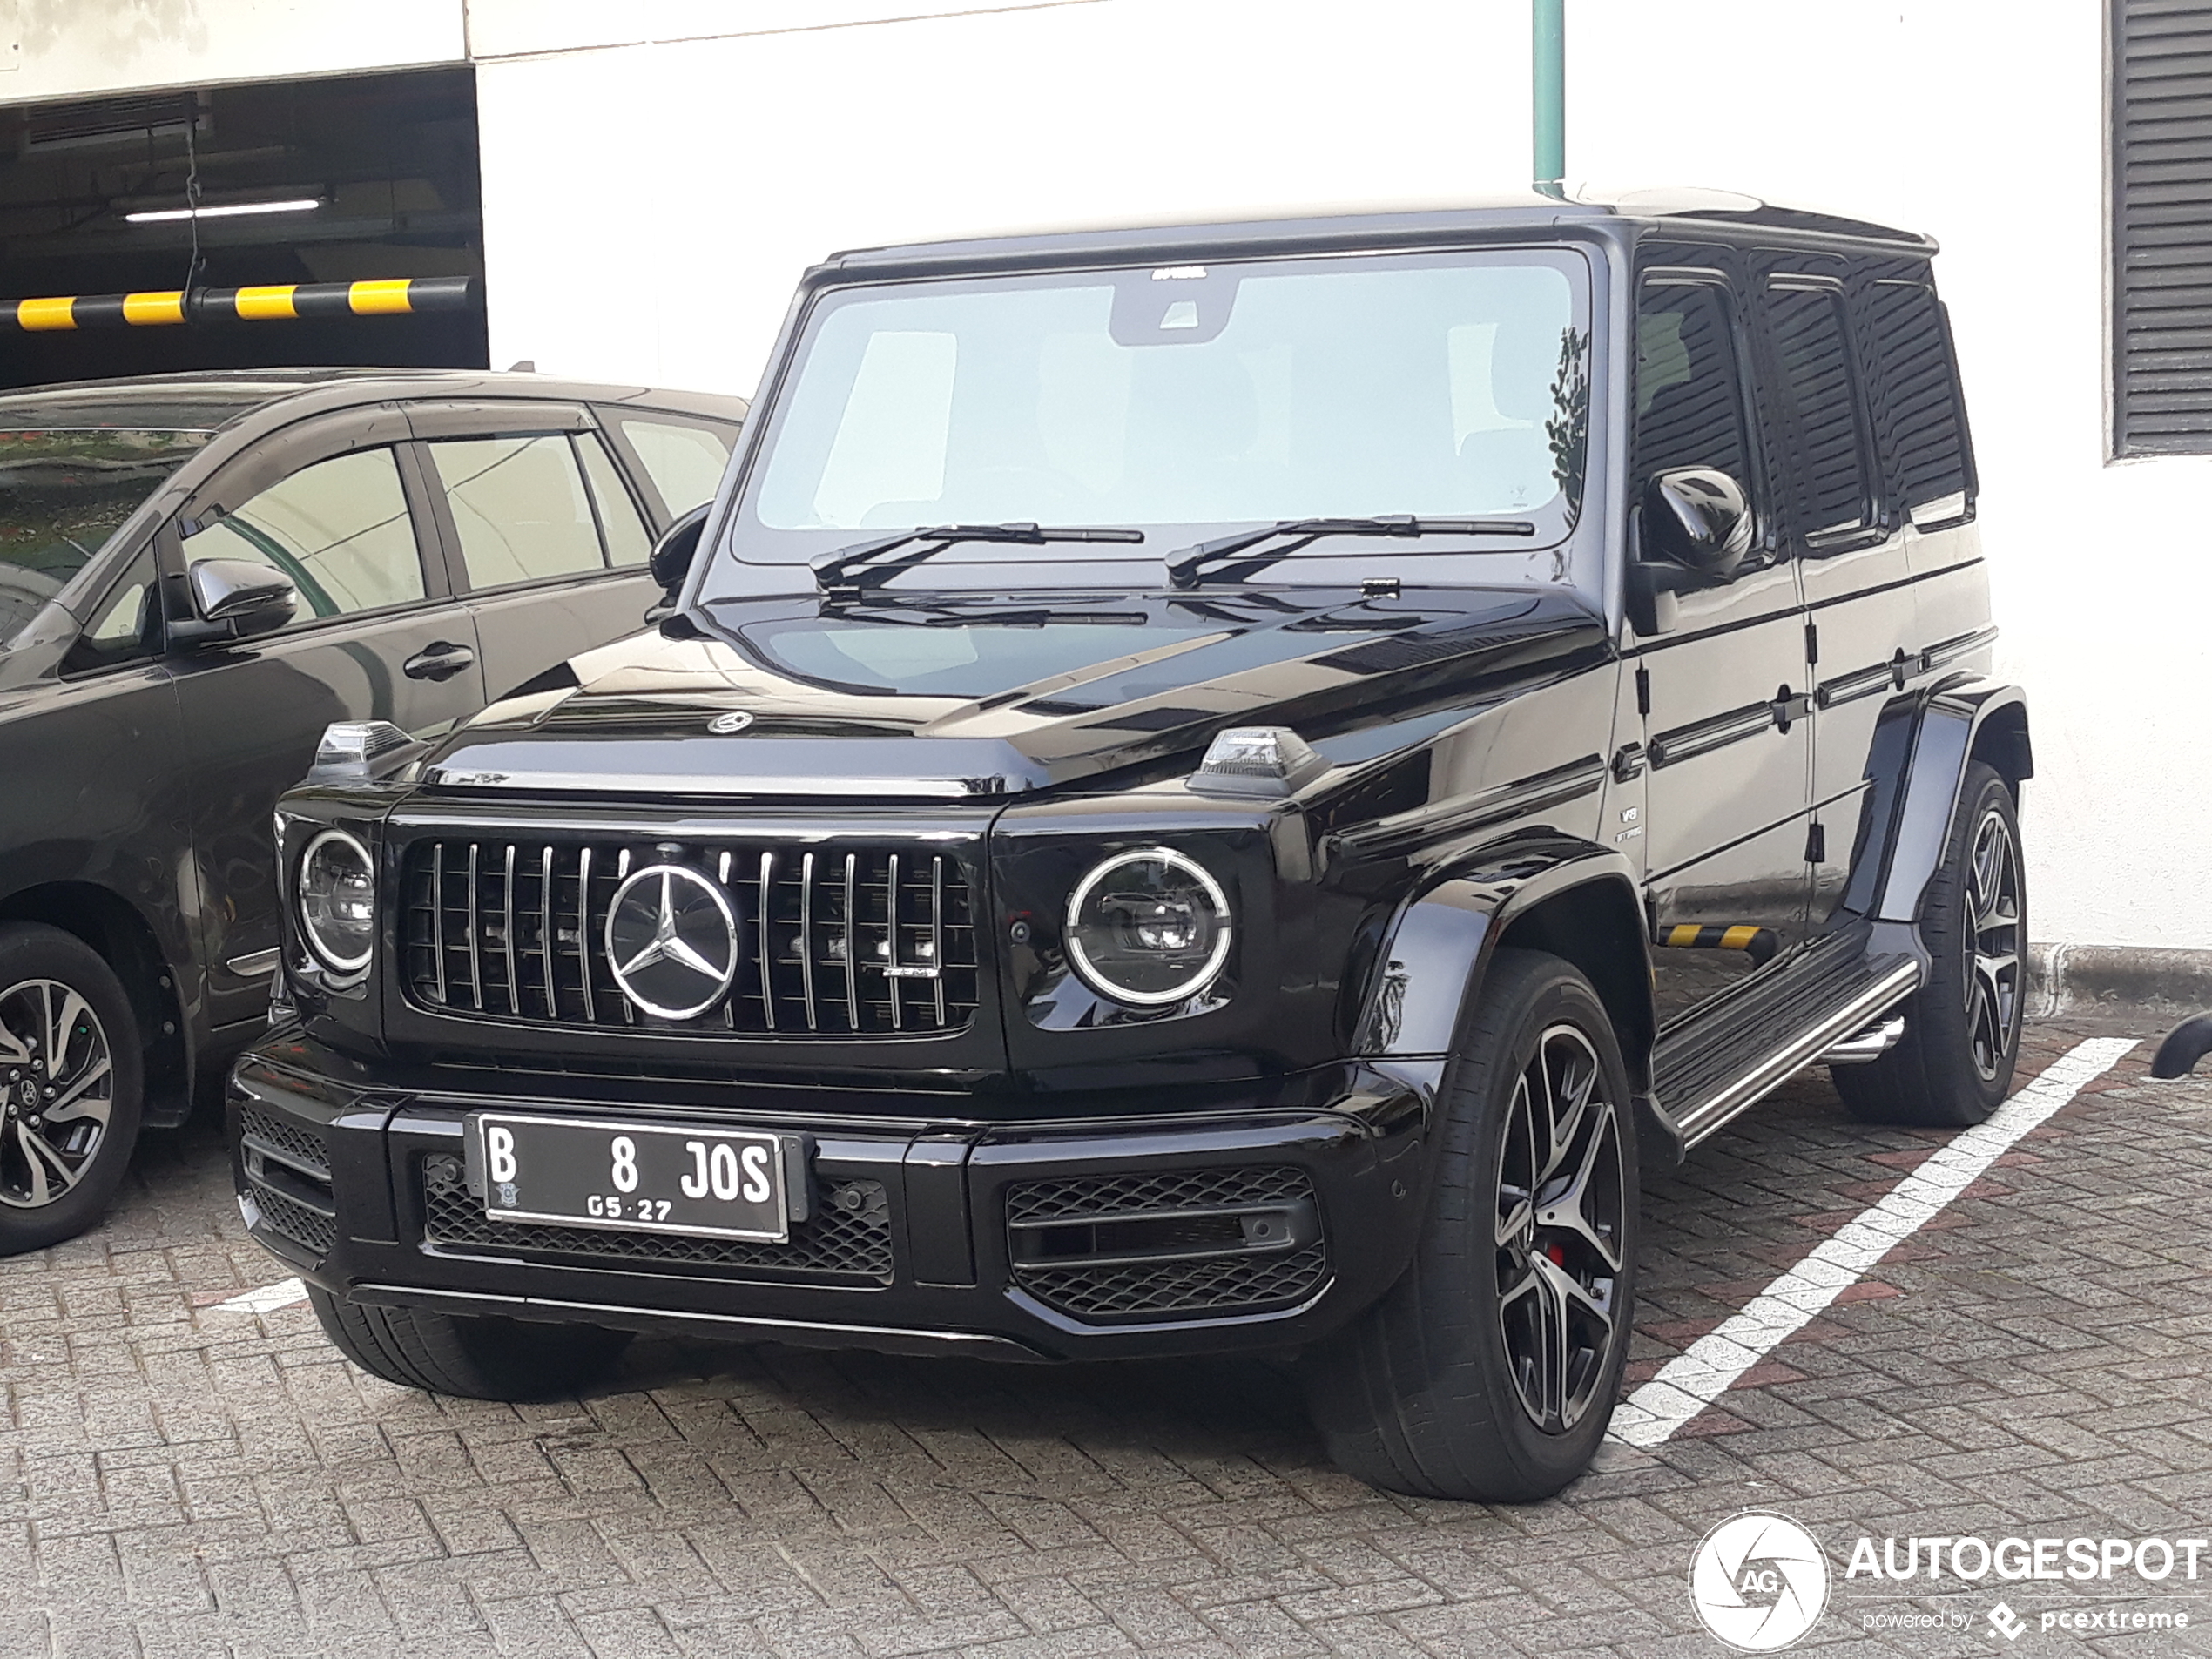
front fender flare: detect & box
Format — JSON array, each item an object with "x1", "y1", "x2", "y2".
[{"x1": 1351, "y1": 833, "x2": 1650, "y2": 1070}]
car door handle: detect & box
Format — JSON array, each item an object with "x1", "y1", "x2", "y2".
[
  {"x1": 403, "y1": 642, "x2": 475, "y2": 681},
  {"x1": 1770, "y1": 685, "x2": 1813, "y2": 732}
]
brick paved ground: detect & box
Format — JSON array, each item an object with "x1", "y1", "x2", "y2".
[{"x1": 3, "y1": 1013, "x2": 2207, "y2": 1658}]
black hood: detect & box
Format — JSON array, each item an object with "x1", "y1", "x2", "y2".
[{"x1": 415, "y1": 586, "x2": 1610, "y2": 801}]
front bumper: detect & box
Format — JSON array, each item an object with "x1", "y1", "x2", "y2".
[{"x1": 226, "y1": 1032, "x2": 1437, "y2": 1362}]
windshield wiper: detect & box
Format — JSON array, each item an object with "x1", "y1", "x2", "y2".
[
  {"x1": 1164, "y1": 516, "x2": 1536, "y2": 590},
  {"x1": 812, "y1": 522, "x2": 1144, "y2": 594}
]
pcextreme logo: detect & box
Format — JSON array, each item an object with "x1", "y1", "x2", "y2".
[{"x1": 1689, "y1": 1511, "x2": 1831, "y2": 1651}]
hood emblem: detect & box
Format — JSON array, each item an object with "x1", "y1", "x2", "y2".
[
  {"x1": 604, "y1": 865, "x2": 740, "y2": 1020},
  {"x1": 708, "y1": 710, "x2": 755, "y2": 734}
]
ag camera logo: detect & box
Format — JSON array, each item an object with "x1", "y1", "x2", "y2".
[{"x1": 1689, "y1": 1511, "x2": 1831, "y2": 1651}]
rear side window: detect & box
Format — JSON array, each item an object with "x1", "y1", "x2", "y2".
[
  {"x1": 1865, "y1": 276, "x2": 1973, "y2": 525},
  {"x1": 616, "y1": 416, "x2": 735, "y2": 516},
  {"x1": 1634, "y1": 278, "x2": 1754, "y2": 496},
  {"x1": 185, "y1": 448, "x2": 427, "y2": 621},
  {"x1": 430, "y1": 435, "x2": 610, "y2": 589},
  {"x1": 1764, "y1": 281, "x2": 1874, "y2": 544}
]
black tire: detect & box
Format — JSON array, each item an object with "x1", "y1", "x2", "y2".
[
  {"x1": 0, "y1": 922, "x2": 145, "y2": 1257},
  {"x1": 1834, "y1": 763, "x2": 2025, "y2": 1128},
  {"x1": 1304, "y1": 948, "x2": 1640, "y2": 1502},
  {"x1": 308, "y1": 1288, "x2": 632, "y2": 1400}
]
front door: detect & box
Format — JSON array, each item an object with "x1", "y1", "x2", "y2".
[
  {"x1": 1625, "y1": 260, "x2": 1814, "y2": 1028},
  {"x1": 167, "y1": 429, "x2": 487, "y2": 1029}
]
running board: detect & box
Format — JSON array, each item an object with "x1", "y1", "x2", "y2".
[{"x1": 1652, "y1": 921, "x2": 1924, "y2": 1150}]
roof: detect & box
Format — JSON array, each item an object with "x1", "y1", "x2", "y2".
[
  {"x1": 0, "y1": 367, "x2": 747, "y2": 433},
  {"x1": 826, "y1": 186, "x2": 1934, "y2": 276}
]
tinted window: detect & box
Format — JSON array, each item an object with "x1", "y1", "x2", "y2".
[
  {"x1": 0, "y1": 428, "x2": 208, "y2": 644},
  {"x1": 1765, "y1": 284, "x2": 1873, "y2": 540},
  {"x1": 60, "y1": 545, "x2": 162, "y2": 674},
  {"x1": 1634, "y1": 280, "x2": 1751, "y2": 492},
  {"x1": 431, "y1": 435, "x2": 607, "y2": 588},
  {"x1": 576, "y1": 434, "x2": 652, "y2": 567},
  {"x1": 185, "y1": 448, "x2": 426, "y2": 621},
  {"x1": 1866, "y1": 277, "x2": 1972, "y2": 520},
  {"x1": 616, "y1": 418, "x2": 733, "y2": 516}
]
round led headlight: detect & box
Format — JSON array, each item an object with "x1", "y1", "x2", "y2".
[
  {"x1": 296, "y1": 829, "x2": 375, "y2": 977},
  {"x1": 1064, "y1": 847, "x2": 1233, "y2": 1007}
]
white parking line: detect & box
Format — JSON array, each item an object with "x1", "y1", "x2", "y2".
[
  {"x1": 1608, "y1": 1035, "x2": 2139, "y2": 1448},
  {"x1": 210, "y1": 1278, "x2": 309, "y2": 1316}
]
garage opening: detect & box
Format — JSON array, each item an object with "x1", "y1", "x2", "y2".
[{"x1": 0, "y1": 65, "x2": 486, "y2": 390}]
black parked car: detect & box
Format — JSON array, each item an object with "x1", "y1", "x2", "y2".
[
  {"x1": 0, "y1": 368, "x2": 743, "y2": 1251},
  {"x1": 233, "y1": 192, "x2": 2026, "y2": 1501}
]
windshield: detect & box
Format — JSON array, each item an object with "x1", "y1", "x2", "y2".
[
  {"x1": 721, "y1": 246, "x2": 1590, "y2": 587},
  {"x1": 0, "y1": 428, "x2": 209, "y2": 642}
]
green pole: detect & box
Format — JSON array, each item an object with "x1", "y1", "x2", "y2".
[{"x1": 1532, "y1": 0, "x2": 1565, "y2": 199}]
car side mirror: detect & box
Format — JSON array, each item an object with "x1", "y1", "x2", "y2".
[
  {"x1": 645, "y1": 505, "x2": 711, "y2": 618},
  {"x1": 170, "y1": 558, "x2": 298, "y2": 648},
  {"x1": 1641, "y1": 468, "x2": 1754, "y2": 579}
]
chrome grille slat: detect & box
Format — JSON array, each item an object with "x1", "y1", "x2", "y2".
[
  {"x1": 501, "y1": 842, "x2": 520, "y2": 1015},
  {"x1": 402, "y1": 837, "x2": 976, "y2": 1037},
  {"x1": 576, "y1": 846, "x2": 597, "y2": 1022},
  {"x1": 799, "y1": 852, "x2": 818, "y2": 1032},
  {"x1": 538, "y1": 846, "x2": 556, "y2": 1017},
  {"x1": 463, "y1": 843, "x2": 482, "y2": 1011}
]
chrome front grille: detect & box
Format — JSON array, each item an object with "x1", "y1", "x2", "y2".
[{"x1": 400, "y1": 839, "x2": 979, "y2": 1035}]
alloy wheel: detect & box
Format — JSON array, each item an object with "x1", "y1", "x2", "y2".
[
  {"x1": 0, "y1": 978, "x2": 115, "y2": 1210},
  {"x1": 1494, "y1": 1022, "x2": 1625, "y2": 1433},
  {"x1": 1963, "y1": 808, "x2": 2023, "y2": 1083}
]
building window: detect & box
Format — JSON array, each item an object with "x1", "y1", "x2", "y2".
[{"x1": 2113, "y1": 0, "x2": 2212, "y2": 456}]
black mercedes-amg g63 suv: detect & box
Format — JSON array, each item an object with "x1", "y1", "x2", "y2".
[{"x1": 229, "y1": 190, "x2": 2025, "y2": 1501}]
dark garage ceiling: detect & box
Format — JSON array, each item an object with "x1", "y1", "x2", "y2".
[{"x1": 0, "y1": 65, "x2": 487, "y2": 388}]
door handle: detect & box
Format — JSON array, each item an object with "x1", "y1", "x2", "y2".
[
  {"x1": 1770, "y1": 685, "x2": 1813, "y2": 733},
  {"x1": 403, "y1": 642, "x2": 475, "y2": 681}
]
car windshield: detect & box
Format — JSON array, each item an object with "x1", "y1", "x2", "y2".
[
  {"x1": 0, "y1": 428, "x2": 210, "y2": 643},
  {"x1": 716, "y1": 246, "x2": 1590, "y2": 590}
]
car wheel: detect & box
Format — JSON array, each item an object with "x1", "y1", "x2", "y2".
[
  {"x1": 0, "y1": 923, "x2": 145, "y2": 1257},
  {"x1": 308, "y1": 1288, "x2": 632, "y2": 1399},
  {"x1": 1304, "y1": 948, "x2": 1639, "y2": 1502},
  {"x1": 1834, "y1": 761, "x2": 2025, "y2": 1128}
]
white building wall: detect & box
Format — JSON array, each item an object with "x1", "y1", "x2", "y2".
[{"x1": 8, "y1": 0, "x2": 2200, "y2": 956}]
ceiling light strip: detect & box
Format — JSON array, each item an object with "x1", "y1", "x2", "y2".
[{"x1": 6, "y1": 276, "x2": 476, "y2": 331}]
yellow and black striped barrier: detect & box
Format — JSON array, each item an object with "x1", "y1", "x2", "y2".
[
  {"x1": 4, "y1": 276, "x2": 475, "y2": 331},
  {"x1": 1661, "y1": 923, "x2": 1780, "y2": 968}
]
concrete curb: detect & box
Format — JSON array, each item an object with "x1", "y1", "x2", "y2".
[{"x1": 2029, "y1": 941, "x2": 2212, "y2": 1018}]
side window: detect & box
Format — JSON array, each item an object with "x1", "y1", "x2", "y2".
[
  {"x1": 1866, "y1": 277, "x2": 1973, "y2": 525},
  {"x1": 60, "y1": 545, "x2": 161, "y2": 674},
  {"x1": 1764, "y1": 281, "x2": 1875, "y2": 543},
  {"x1": 429, "y1": 435, "x2": 609, "y2": 589},
  {"x1": 185, "y1": 448, "x2": 426, "y2": 623},
  {"x1": 615, "y1": 416, "x2": 735, "y2": 516},
  {"x1": 576, "y1": 434, "x2": 653, "y2": 568},
  {"x1": 1634, "y1": 278, "x2": 1754, "y2": 496}
]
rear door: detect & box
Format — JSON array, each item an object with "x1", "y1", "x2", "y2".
[
  {"x1": 406, "y1": 402, "x2": 666, "y2": 700},
  {"x1": 165, "y1": 410, "x2": 488, "y2": 1028},
  {"x1": 1752, "y1": 255, "x2": 1912, "y2": 930}
]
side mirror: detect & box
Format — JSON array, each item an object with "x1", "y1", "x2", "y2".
[
  {"x1": 171, "y1": 558, "x2": 298, "y2": 648},
  {"x1": 648, "y1": 504, "x2": 711, "y2": 594},
  {"x1": 1641, "y1": 468, "x2": 1754, "y2": 579}
]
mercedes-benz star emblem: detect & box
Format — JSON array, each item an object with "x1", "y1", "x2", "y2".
[
  {"x1": 708, "y1": 710, "x2": 754, "y2": 734},
  {"x1": 603, "y1": 864, "x2": 741, "y2": 1020}
]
